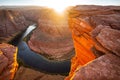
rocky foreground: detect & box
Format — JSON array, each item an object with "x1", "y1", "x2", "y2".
[
  {"x1": 0, "y1": 43, "x2": 18, "y2": 80},
  {"x1": 66, "y1": 5, "x2": 120, "y2": 80}
]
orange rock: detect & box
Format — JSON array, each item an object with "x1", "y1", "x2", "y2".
[
  {"x1": 0, "y1": 43, "x2": 18, "y2": 80},
  {"x1": 66, "y1": 5, "x2": 120, "y2": 80},
  {"x1": 65, "y1": 18, "x2": 96, "y2": 80}
]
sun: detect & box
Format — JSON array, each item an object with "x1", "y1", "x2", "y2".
[
  {"x1": 36, "y1": 0, "x2": 70, "y2": 14},
  {"x1": 44, "y1": 1, "x2": 68, "y2": 14},
  {"x1": 50, "y1": 5, "x2": 67, "y2": 13}
]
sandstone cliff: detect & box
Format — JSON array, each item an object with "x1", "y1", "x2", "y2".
[
  {"x1": 0, "y1": 9, "x2": 30, "y2": 43},
  {"x1": 0, "y1": 6, "x2": 120, "y2": 80},
  {"x1": 66, "y1": 5, "x2": 120, "y2": 80}
]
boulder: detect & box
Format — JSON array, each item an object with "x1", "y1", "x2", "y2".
[
  {"x1": 96, "y1": 28, "x2": 120, "y2": 56},
  {"x1": 91, "y1": 25, "x2": 112, "y2": 54},
  {"x1": 72, "y1": 54, "x2": 120, "y2": 80}
]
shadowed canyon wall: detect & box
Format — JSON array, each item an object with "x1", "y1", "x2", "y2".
[{"x1": 0, "y1": 9, "x2": 31, "y2": 43}]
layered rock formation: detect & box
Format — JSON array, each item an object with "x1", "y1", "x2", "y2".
[
  {"x1": 14, "y1": 66, "x2": 65, "y2": 80},
  {"x1": 0, "y1": 5, "x2": 120, "y2": 80},
  {"x1": 19, "y1": 7, "x2": 55, "y2": 23},
  {"x1": 66, "y1": 5, "x2": 120, "y2": 80},
  {"x1": 28, "y1": 12, "x2": 74, "y2": 60},
  {"x1": 0, "y1": 43, "x2": 18, "y2": 80},
  {"x1": 0, "y1": 9, "x2": 29, "y2": 43}
]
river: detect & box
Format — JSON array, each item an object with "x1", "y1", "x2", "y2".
[{"x1": 13, "y1": 24, "x2": 71, "y2": 74}]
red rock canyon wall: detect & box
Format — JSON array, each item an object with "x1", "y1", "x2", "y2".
[{"x1": 66, "y1": 5, "x2": 120, "y2": 80}]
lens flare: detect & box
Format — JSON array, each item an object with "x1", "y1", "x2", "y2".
[{"x1": 36, "y1": 0, "x2": 71, "y2": 13}]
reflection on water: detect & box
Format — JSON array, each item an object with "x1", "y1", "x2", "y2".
[
  {"x1": 18, "y1": 41, "x2": 70, "y2": 73},
  {"x1": 22, "y1": 24, "x2": 36, "y2": 38},
  {"x1": 17, "y1": 24, "x2": 71, "y2": 74}
]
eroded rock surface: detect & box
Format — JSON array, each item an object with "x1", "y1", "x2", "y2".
[
  {"x1": 66, "y1": 5, "x2": 120, "y2": 80},
  {"x1": 28, "y1": 12, "x2": 74, "y2": 60},
  {"x1": 0, "y1": 43, "x2": 18, "y2": 80},
  {"x1": 66, "y1": 17, "x2": 96, "y2": 80},
  {"x1": 1, "y1": 6, "x2": 120, "y2": 80},
  {"x1": 72, "y1": 54, "x2": 120, "y2": 80},
  {"x1": 0, "y1": 10, "x2": 29, "y2": 43},
  {"x1": 14, "y1": 66, "x2": 65, "y2": 80},
  {"x1": 96, "y1": 28, "x2": 120, "y2": 56}
]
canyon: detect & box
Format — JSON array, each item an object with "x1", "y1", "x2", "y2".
[
  {"x1": 28, "y1": 11, "x2": 74, "y2": 60},
  {"x1": 0, "y1": 5, "x2": 120, "y2": 80}
]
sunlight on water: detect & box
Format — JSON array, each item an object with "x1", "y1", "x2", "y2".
[{"x1": 22, "y1": 24, "x2": 36, "y2": 38}]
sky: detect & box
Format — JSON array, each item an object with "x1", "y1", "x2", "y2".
[
  {"x1": 0, "y1": 0, "x2": 120, "y2": 13},
  {"x1": 0, "y1": 0, "x2": 120, "y2": 6}
]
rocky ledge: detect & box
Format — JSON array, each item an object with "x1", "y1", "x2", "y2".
[
  {"x1": 0, "y1": 43, "x2": 18, "y2": 80},
  {"x1": 66, "y1": 5, "x2": 120, "y2": 80},
  {"x1": 71, "y1": 54, "x2": 120, "y2": 80}
]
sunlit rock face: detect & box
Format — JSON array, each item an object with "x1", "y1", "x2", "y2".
[
  {"x1": 0, "y1": 9, "x2": 29, "y2": 43},
  {"x1": 28, "y1": 11, "x2": 74, "y2": 60},
  {"x1": 66, "y1": 5, "x2": 120, "y2": 80},
  {"x1": 0, "y1": 43, "x2": 18, "y2": 80},
  {"x1": 66, "y1": 16, "x2": 96, "y2": 80},
  {"x1": 14, "y1": 66, "x2": 65, "y2": 80}
]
